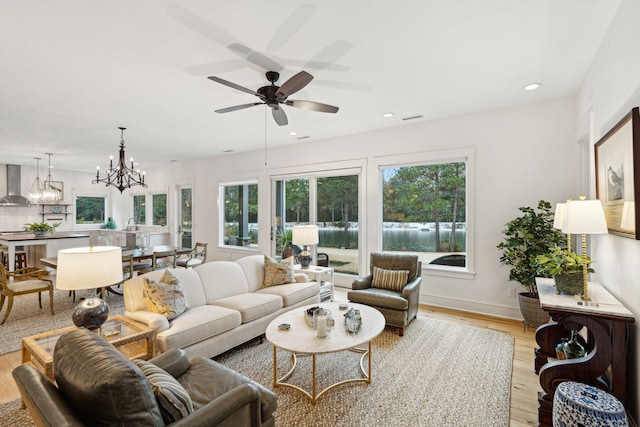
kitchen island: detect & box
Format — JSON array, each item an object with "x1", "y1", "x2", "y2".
[{"x1": 0, "y1": 232, "x2": 90, "y2": 272}]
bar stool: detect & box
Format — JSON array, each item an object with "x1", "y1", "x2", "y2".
[{"x1": 0, "y1": 249, "x2": 28, "y2": 270}]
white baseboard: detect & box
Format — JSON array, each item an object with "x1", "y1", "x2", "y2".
[{"x1": 420, "y1": 293, "x2": 523, "y2": 321}]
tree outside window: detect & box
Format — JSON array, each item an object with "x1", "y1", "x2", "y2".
[
  {"x1": 133, "y1": 194, "x2": 146, "y2": 225},
  {"x1": 382, "y1": 162, "x2": 466, "y2": 265},
  {"x1": 222, "y1": 183, "x2": 258, "y2": 247},
  {"x1": 152, "y1": 193, "x2": 167, "y2": 226},
  {"x1": 76, "y1": 195, "x2": 106, "y2": 224}
]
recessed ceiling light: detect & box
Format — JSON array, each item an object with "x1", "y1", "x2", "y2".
[
  {"x1": 383, "y1": 112, "x2": 394, "y2": 118},
  {"x1": 289, "y1": 132, "x2": 297, "y2": 136},
  {"x1": 524, "y1": 83, "x2": 542, "y2": 91}
]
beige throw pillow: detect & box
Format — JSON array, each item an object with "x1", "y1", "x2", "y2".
[
  {"x1": 143, "y1": 270, "x2": 188, "y2": 320},
  {"x1": 371, "y1": 266, "x2": 409, "y2": 292},
  {"x1": 263, "y1": 255, "x2": 295, "y2": 287}
]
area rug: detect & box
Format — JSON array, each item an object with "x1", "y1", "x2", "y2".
[
  {"x1": 0, "y1": 316, "x2": 514, "y2": 426},
  {"x1": 0, "y1": 288, "x2": 125, "y2": 355}
]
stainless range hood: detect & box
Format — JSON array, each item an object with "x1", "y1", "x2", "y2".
[{"x1": 0, "y1": 165, "x2": 30, "y2": 206}]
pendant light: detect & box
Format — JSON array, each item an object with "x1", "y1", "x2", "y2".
[
  {"x1": 92, "y1": 127, "x2": 147, "y2": 193},
  {"x1": 41, "y1": 153, "x2": 62, "y2": 203},
  {"x1": 27, "y1": 157, "x2": 44, "y2": 204}
]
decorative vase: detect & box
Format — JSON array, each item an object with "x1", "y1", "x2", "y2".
[
  {"x1": 554, "y1": 272, "x2": 584, "y2": 295},
  {"x1": 555, "y1": 338, "x2": 569, "y2": 360},
  {"x1": 33, "y1": 231, "x2": 47, "y2": 236},
  {"x1": 563, "y1": 330, "x2": 586, "y2": 359},
  {"x1": 282, "y1": 243, "x2": 294, "y2": 260},
  {"x1": 72, "y1": 297, "x2": 109, "y2": 330}
]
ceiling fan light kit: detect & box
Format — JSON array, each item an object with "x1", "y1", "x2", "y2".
[
  {"x1": 93, "y1": 127, "x2": 148, "y2": 193},
  {"x1": 208, "y1": 70, "x2": 339, "y2": 126}
]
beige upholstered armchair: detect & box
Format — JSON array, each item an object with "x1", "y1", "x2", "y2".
[{"x1": 348, "y1": 252, "x2": 421, "y2": 336}]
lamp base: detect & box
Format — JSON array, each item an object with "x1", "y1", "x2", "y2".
[
  {"x1": 72, "y1": 297, "x2": 109, "y2": 330},
  {"x1": 298, "y1": 248, "x2": 312, "y2": 269}
]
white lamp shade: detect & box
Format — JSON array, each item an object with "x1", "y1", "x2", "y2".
[
  {"x1": 620, "y1": 201, "x2": 635, "y2": 230},
  {"x1": 553, "y1": 203, "x2": 566, "y2": 230},
  {"x1": 292, "y1": 225, "x2": 319, "y2": 246},
  {"x1": 562, "y1": 200, "x2": 608, "y2": 235},
  {"x1": 56, "y1": 246, "x2": 123, "y2": 291}
]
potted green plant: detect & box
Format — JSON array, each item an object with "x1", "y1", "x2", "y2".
[
  {"x1": 534, "y1": 247, "x2": 594, "y2": 295},
  {"x1": 497, "y1": 200, "x2": 565, "y2": 328},
  {"x1": 23, "y1": 221, "x2": 60, "y2": 236}
]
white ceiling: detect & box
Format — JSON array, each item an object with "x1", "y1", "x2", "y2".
[{"x1": 0, "y1": 1, "x2": 620, "y2": 173}]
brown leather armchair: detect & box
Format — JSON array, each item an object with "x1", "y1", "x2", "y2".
[
  {"x1": 348, "y1": 252, "x2": 421, "y2": 336},
  {"x1": 13, "y1": 328, "x2": 276, "y2": 426}
]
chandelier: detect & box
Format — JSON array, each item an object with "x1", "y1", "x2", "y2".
[
  {"x1": 27, "y1": 157, "x2": 44, "y2": 204},
  {"x1": 93, "y1": 127, "x2": 147, "y2": 193},
  {"x1": 41, "y1": 153, "x2": 63, "y2": 203}
]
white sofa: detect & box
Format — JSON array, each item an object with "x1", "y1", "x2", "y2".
[{"x1": 124, "y1": 254, "x2": 320, "y2": 358}]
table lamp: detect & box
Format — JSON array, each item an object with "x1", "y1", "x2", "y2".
[
  {"x1": 292, "y1": 225, "x2": 319, "y2": 269},
  {"x1": 56, "y1": 246, "x2": 123, "y2": 329},
  {"x1": 553, "y1": 201, "x2": 570, "y2": 251},
  {"x1": 562, "y1": 197, "x2": 608, "y2": 301}
]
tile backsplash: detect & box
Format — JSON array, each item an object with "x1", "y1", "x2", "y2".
[{"x1": 0, "y1": 206, "x2": 42, "y2": 231}]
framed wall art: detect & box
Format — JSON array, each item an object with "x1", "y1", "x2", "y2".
[{"x1": 595, "y1": 107, "x2": 640, "y2": 239}]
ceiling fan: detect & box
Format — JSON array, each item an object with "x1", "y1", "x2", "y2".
[{"x1": 208, "y1": 70, "x2": 339, "y2": 126}]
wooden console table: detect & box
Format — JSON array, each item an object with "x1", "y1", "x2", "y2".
[{"x1": 534, "y1": 278, "x2": 635, "y2": 427}]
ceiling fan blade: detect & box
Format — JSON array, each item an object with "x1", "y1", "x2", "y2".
[
  {"x1": 286, "y1": 100, "x2": 339, "y2": 113},
  {"x1": 276, "y1": 71, "x2": 313, "y2": 98},
  {"x1": 228, "y1": 43, "x2": 283, "y2": 72},
  {"x1": 215, "y1": 103, "x2": 263, "y2": 113},
  {"x1": 266, "y1": 4, "x2": 317, "y2": 52},
  {"x1": 271, "y1": 105, "x2": 288, "y2": 126},
  {"x1": 208, "y1": 76, "x2": 260, "y2": 97}
]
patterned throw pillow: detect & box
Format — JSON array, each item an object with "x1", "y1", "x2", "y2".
[
  {"x1": 263, "y1": 255, "x2": 295, "y2": 287},
  {"x1": 133, "y1": 359, "x2": 194, "y2": 424},
  {"x1": 143, "y1": 270, "x2": 189, "y2": 320},
  {"x1": 371, "y1": 266, "x2": 409, "y2": 292}
]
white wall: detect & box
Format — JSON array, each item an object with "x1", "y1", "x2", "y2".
[
  {"x1": 161, "y1": 96, "x2": 577, "y2": 321},
  {"x1": 577, "y1": 0, "x2": 640, "y2": 420}
]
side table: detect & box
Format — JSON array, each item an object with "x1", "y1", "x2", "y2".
[
  {"x1": 295, "y1": 264, "x2": 334, "y2": 301},
  {"x1": 533, "y1": 278, "x2": 635, "y2": 427},
  {"x1": 21, "y1": 314, "x2": 154, "y2": 382}
]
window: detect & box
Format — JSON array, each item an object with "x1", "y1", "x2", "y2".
[
  {"x1": 75, "y1": 195, "x2": 106, "y2": 225},
  {"x1": 221, "y1": 182, "x2": 258, "y2": 247},
  {"x1": 381, "y1": 161, "x2": 467, "y2": 268},
  {"x1": 132, "y1": 194, "x2": 146, "y2": 225},
  {"x1": 273, "y1": 172, "x2": 360, "y2": 275},
  {"x1": 152, "y1": 193, "x2": 167, "y2": 226}
]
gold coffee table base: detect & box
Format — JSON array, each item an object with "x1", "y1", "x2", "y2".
[{"x1": 273, "y1": 341, "x2": 373, "y2": 404}]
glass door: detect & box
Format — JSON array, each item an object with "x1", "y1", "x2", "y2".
[{"x1": 178, "y1": 186, "x2": 193, "y2": 248}]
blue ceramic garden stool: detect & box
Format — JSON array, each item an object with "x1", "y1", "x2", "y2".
[{"x1": 553, "y1": 381, "x2": 628, "y2": 427}]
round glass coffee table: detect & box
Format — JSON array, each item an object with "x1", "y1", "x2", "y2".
[{"x1": 265, "y1": 302, "x2": 385, "y2": 404}]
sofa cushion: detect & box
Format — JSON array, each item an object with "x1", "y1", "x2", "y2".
[
  {"x1": 133, "y1": 359, "x2": 194, "y2": 424},
  {"x1": 235, "y1": 254, "x2": 266, "y2": 292},
  {"x1": 347, "y1": 288, "x2": 409, "y2": 311},
  {"x1": 54, "y1": 328, "x2": 164, "y2": 426},
  {"x1": 371, "y1": 266, "x2": 409, "y2": 291},
  {"x1": 262, "y1": 255, "x2": 295, "y2": 287},
  {"x1": 211, "y1": 293, "x2": 283, "y2": 323},
  {"x1": 195, "y1": 261, "x2": 250, "y2": 302},
  {"x1": 143, "y1": 270, "x2": 189, "y2": 320},
  {"x1": 156, "y1": 305, "x2": 242, "y2": 353},
  {"x1": 257, "y1": 281, "x2": 320, "y2": 307}
]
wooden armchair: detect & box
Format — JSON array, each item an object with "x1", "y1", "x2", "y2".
[
  {"x1": 347, "y1": 252, "x2": 422, "y2": 336},
  {"x1": 0, "y1": 264, "x2": 54, "y2": 325},
  {"x1": 177, "y1": 242, "x2": 208, "y2": 268},
  {"x1": 139, "y1": 250, "x2": 177, "y2": 274}
]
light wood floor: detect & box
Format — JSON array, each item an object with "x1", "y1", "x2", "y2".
[{"x1": 0, "y1": 292, "x2": 541, "y2": 426}]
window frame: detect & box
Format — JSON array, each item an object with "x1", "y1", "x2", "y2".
[
  {"x1": 373, "y1": 147, "x2": 475, "y2": 279},
  {"x1": 218, "y1": 179, "x2": 259, "y2": 251},
  {"x1": 150, "y1": 192, "x2": 168, "y2": 227},
  {"x1": 73, "y1": 191, "x2": 109, "y2": 229}
]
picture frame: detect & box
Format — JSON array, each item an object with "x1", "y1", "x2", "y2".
[
  {"x1": 594, "y1": 107, "x2": 640, "y2": 239},
  {"x1": 44, "y1": 181, "x2": 64, "y2": 200}
]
